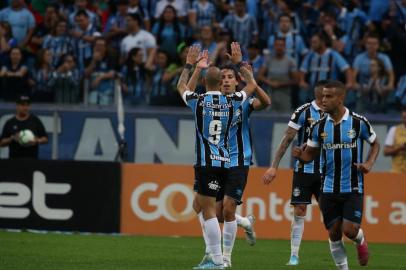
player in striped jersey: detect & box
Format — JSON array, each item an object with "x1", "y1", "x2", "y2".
[
  {"x1": 262, "y1": 79, "x2": 328, "y2": 266},
  {"x1": 216, "y1": 64, "x2": 271, "y2": 267},
  {"x1": 178, "y1": 43, "x2": 259, "y2": 269},
  {"x1": 293, "y1": 80, "x2": 380, "y2": 270}
]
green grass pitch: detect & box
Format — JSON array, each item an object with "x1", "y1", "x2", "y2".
[{"x1": 1, "y1": 231, "x2": 406, "y2": 270}]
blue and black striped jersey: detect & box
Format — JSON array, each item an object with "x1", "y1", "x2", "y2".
[
  {"x1": 229, "y1": 98, "x2": 254, "y2": 167},
  {"x1": 307, "y1": 109, "x2": 377, "y2": 194},
  {"x1": 183, "y1": 90, "x2": 247, "y2": 168},
  {"x1": 288, "y1": 101, "x2": 323, "y2": 174}
]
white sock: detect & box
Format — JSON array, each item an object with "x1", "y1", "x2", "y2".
[
  {"x1": 353, "y1": 228, "x2": 364, "y2": 245},
  {"x1": 329, "y1": 239, "x2": 349, "y2": 270},
  {"x1": 235, "y1": 214, "x2": 250, "y2": 229},
  {"x1": 291, "y1": 215, "x2": 305, "y2": 257},
  {"x1": 204, "y1": 218, "x2": 223, "y2": 265},
  {"x1": 198, "y1": 212, "x2": 210, "y2": 254},
  {"x1": 222, "y1": 220, "x2": 237, "y2": 260}
]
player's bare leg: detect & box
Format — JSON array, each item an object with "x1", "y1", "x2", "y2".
[
  {"x1": 287, "y1": 204, "x2": 306, "y2": 265},
  {"x1": 343, "y1": 221, "x2": 369, "y2": 266},
  {"x1": 328, "y1": 220, "x2": 349, "y2": 270}
]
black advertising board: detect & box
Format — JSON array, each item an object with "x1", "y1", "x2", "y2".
[{"x1": 0, "y1": 159, "x2": 121, "y2": 233}]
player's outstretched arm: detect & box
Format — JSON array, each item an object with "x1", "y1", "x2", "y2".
[
  {"x1": 177, "y1": 45, "x2": 200, "y2": 96},
  {"x1": 186, "y1": 50, "x2": 210, "y2": 91},
  {"x1": 263, "y1": 127, "x2": 297, "y2": 185},
  {"x1": 292, "y1": 143, "x2": 319, "y2": 163},
  {"x1": 355, "y1": 139, "x2": 380, "y2": 174},
  {"x1": 252, "y1": 84, "x2": 271, "y2": 110}
]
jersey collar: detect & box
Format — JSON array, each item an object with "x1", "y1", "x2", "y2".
[
  {"x1": 206, "y1": 91, "x2": 222, "y2": 95},
  {"x1": 311, "y1": 100, "x2": 322, "y2": 111},
  {"x1": 327, "y1": 107, "x2": 349, "y2": 124}
]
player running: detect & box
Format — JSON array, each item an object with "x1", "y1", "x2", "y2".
[
  {"x1": 177, "y1": 43, "x2": 259, "y2": 270},
  {"x1": 262, "y1": 80, "x2": 328, "y2": 266},
  {"x1": 293, "y1": 80, "x2": 380, "y2": 270}
]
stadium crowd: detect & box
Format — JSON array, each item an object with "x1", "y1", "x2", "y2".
[{"x1": 0, "y1": 0, "x2": 406, "y2": 112}]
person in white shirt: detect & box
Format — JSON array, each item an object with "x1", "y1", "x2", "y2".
[{"x1": 120, "y1": 13, "x2": 157, "y2": 64}]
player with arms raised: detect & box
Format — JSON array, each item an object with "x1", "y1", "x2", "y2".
[{"x1": 177, "y1": 43, "x2": 258, "y2": 269}]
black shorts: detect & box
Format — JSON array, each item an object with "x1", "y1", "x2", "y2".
[
  {"x1": 319, "y1": 193, "x2": 364, "y2": 229},
  {"x1": 291, "y1": 172, "x2": 321, "y2": 205},
  {"x1": 193, "y1": 166, "x2": 227, "y2": 197},
  {"x1": 216, "y1": 166, "x2": 249, "y2": 205}
]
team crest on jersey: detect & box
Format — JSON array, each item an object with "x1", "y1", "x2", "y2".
[
  {"x1": 320, "y1": 132, "x2": 328, "y2": 140},
  {"x1": 293, "y1": 187, "x2": 301, "y2": 197},
  {"x1": 347, "y1": 129, "x2": 356, "y2": 139},
  {"x1": 307, "y1": 118, "x2": 316, "y2": 126}
]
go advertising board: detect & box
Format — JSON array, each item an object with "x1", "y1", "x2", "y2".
[{"x1": 121, "y1": 164, "x2": 406, "y2": 244}]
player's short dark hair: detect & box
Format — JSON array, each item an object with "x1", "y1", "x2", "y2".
[
  {"x1": 75, "y1": 10, "x2": 89, "y2": 18},
  {"x1": 315, "y1": 79, "x2": 330, "y2": 88},
  {"x1": 220, "y1": 64, "x2": 238, "y2": 79},
  {"x1": 324, "y1": 80, "x2": 346, "y2": 96},
  {"x1": 126, "y1": 12, "x2": 142, "y2": 25}
]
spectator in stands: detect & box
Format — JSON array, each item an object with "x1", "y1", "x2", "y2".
[
  {"x1": 49, "y1": 53, "x2": 80, "y2": 103},
  {"x1": 85, "y1": 37, "x2": 116, "y2": 105},
  {"x1": 194, "y1": 25, "x2": 224, "y2": 64},
  {"x1": 221, "y1": 0, "x2": 258, "y2": 49},
  {"x1": 68, "y1": 0, "x2": 100, "y2": 29},
  {"x1": 0, "y1": 95, "x2": 48, "y2": 159},
  {"x1": 299, "y1": 31, "x2": 350, "y2": 104},
  {"x1": 337, "y1": 0, "x2": 369, "y2": 61},
  {"x1": 71, "y1": 10, "x2": 101, "y2": 71},
  {"x1": 29, "y1": 4, "x2": 59, "y2": 53},
  {"x1": 154, "y1": 0, "x2": 188, "y2": 20},
  {"x1": 384, "y1": 107, "x2": 406, "y2": 173},
  {"x1": 120, "y1": 13, "x2": 157, "y2": 64},
  {"x1": 355, "y1": 58, "x2": 392, "y2": 113},
  {"x1": 0, "y1": 0, "x2": 35, "y2": 47},
  {"x1": 267, "y1": 13, "x2": 308, "y2": 65},
  {"x1": 128, "y1": 0, "x2": 151, "y2": 30},
  {"x1": 104, "y1": 0, "x2": 129, "y2": 51},
  {"x1": 148, "y1": 49, "x2": 178, "y2": 106},
  {"x1": 396, "y1": 73, "x2": 406, "y2": 107},
  {"x1": 0, "y1": 21, "x2": 17, "y2": 65},
  {"x1": 352, "y1": 34, "x2": 394, "y2": 97},
  {"x1": 121, "y1": 47, "x2": 148, "y2": 105},
  {"x1": 152, "y1": 5, "x2": 186, "y2": 60},
  {"x1": 31, "y1": 48, "x2": 54, "y2": 102},
  {"x1": 43, "y1": 19, "x2": 74, "y2": 68},
  {"x1": 247, "y1": 42, "x2": 264, "y2": 79},
  {"x1": 317, "y1": 10, "x2": 346, "y2": 55},
  {"x1": 258, "y1": 37, "x2": 297, "y2": 113},
  {"x1": 0, "y1": 47, "x2": 30, "y2": 101},
  {"x1": 188, "y1": 0, "x2": 217, "y2": 30},
  {"x1": 275, "y1": 0, "x2": 306, "y2": 40}
]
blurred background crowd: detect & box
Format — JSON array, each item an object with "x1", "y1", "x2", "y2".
[{"x1": 0, "y1": 0, "x2": 406, "y2": 113}]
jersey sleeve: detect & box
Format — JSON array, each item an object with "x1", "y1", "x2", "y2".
[
  {"x1": 384, "y1": 126, "x2": 396, "y2": 146},
  {"x1": 334, "y1": 51, "x2": 350, "y2": 72},
  {"x1": 182, "y1": 90, "x2": 199, "y2": 108},
  {"x1": 307, "y1": 122, "x2": 321, "y2": 148},
  {"x1": 229, "y1": 91, "x2": 248, "y2": 109},
  {"x1": 359, "y1": 117, "x2": 377, "y2": 144},
  {"x1": 288, "y1": 107, "x2": 306, "y2": 130}
]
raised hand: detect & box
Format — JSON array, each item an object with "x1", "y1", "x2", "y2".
[
  {"x1": 196, "y1": 50, "x2": 210, "y2": 69},
  {"x1": 186, "y1": 44, "x2": 201, "y2": 65},
  {"x1": 226, "y1": 42, "x2": 242, "y2": 64}
]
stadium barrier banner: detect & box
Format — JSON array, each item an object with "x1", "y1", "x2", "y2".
[
  {"x1": 0, "y1": 159, "x2": 121, "y2": 233},
  {"x1": 121, "y1": 164, "x2": 406, "y2": 244},
  {"x1": 0, "y1": 106, "x2": 397, "y2": 171}
]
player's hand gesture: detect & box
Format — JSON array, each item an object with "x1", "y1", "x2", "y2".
[
  {"x1": 227, "y1": 42, "x2": 242, "y2": 64},
  {"x1": 186, "y1": 44, "x2": 201, "y2": 65},
  {"x1": 354, "y1": 162, "x2": 372, "y2": 174},
  {"x1": 196, "y1": 50, "x2": 210, "y2": 69},
  {"x1": 262, "y1": 167, "x2": 277, "y2": 185}
]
